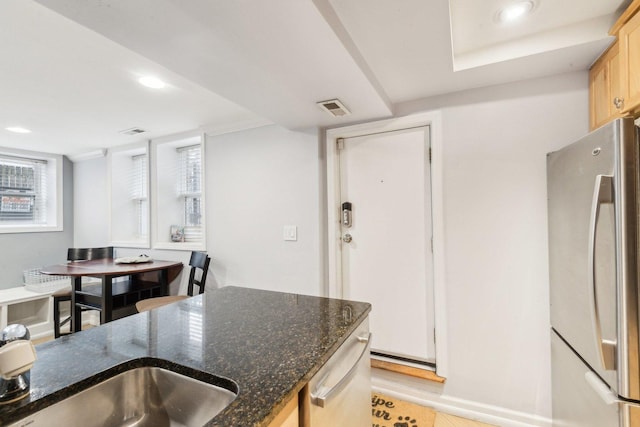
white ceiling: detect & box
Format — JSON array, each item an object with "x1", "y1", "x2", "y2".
[
  {"x1": 449, "y1": 0, "x2": 624, "y2": 70},
  {"x1": 0, "y1": 0, "x2": 627, "y2": 157}
]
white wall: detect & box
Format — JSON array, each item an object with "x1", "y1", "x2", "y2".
[
  {"x1": 73, "y1": 156, "x2": 108, "y2": 247},
  {"x1": 442, "y1": 76, "x2": 587, "y2": 418},
  {"x1": 374, "y1": 71, "x2": 590, "y2": 426},
  {"x1": 206, "y1": 125, "x2": 322, "y2": 296}
]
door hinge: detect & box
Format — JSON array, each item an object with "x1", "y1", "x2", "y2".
[
  {"x1": 428, "y1": 147, "x2": 432, "y2": 163},
  {"x1": 337, "y1": 138, "x2": 345, "y2": 150}
]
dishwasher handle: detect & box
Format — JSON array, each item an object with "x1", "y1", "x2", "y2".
[{"x1": 310, "y1": 333, "x2": 371, "y2": 408}]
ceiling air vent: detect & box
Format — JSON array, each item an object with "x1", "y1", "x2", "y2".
[
  {"x1": 119, "y1": 127, "x2": 146, "y2": 136},
  {"x1": 317, "y1": 99, "x2": 351, "y2": 117}
]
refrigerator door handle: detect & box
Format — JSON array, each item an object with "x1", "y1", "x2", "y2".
[
  {"x1": 585, "y1": 372, "x2": 640, "y2": 408},
  {"x1": 585, "y1": 372, "x2": 619, "y2": 405},
  {"x1": 588, "y1": 174, "x2": 616, "y2": 371}
]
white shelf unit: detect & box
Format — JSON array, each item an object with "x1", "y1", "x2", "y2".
[{"x1": 0, "y1": 287, "x2": 53, "y2": 339}]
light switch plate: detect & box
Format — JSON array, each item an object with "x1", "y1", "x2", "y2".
[{"x1": 283, "y1": 225, "x2": 297, "y2": 241}]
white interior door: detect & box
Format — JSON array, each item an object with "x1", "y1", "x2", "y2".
[{"x1": 338, "y1": 126, "x2": 435, "y2": 363}]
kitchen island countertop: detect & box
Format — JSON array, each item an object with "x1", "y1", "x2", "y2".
[{"x1": 0, "y1": 286, "x2": 371, "y2": 426}]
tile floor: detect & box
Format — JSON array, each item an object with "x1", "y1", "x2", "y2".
[{"x1": 434, "y1": 412, "x2": 495, "y2": 427}]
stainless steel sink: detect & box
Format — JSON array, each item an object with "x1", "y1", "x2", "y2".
[{"x1": 9, "y1": 366, "x2": 237, "y2": 427}]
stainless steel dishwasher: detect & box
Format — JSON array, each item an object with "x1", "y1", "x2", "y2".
[{"x1": 306, "y1": 317, "x2": 371, "y2": 426}]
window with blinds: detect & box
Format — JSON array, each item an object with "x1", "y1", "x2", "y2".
[
  {"x1": 130, "y1": 154, "x2": 148, "y2": 239},
  {"x1": 177, "y1": 145, "x2": 202, "y2": 243},
  {"x1": 108, "y1": 142, "x2": 150, "y2": 247},
  {"x1": 0, "y1": 155, "x2": 47, "y2": 224},
  {"x1": 151, "y1": 134, "x2": 205, "y2": 250}
]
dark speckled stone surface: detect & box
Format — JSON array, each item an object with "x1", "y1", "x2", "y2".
[{"x1": 0, "y1": 286, "x2": 371, "y2": 426}]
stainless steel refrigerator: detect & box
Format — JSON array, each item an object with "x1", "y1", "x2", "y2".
[{"x1": 548, "y1": 117, "x2": 640, "y2": 426}]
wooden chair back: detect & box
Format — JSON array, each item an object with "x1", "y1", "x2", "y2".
[
  {"x1": 67, "y1": 246, "x2": 114, "y2": 262},
  {"x1": 187, "y1": 251, "x2": 211, "y2": 296}
]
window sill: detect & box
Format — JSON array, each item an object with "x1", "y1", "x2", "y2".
[
  {"x1": 153, "y1": 241, "x2": 206, "y2": 252},
  {"x1": 109, "y1": 240, "x2": 150, "y2": 249},
  {"x1": 0, "y1": 224, "x2": 63, "y2": 234}
]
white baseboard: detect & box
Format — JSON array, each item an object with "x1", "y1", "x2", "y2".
[{"x1": 372, "y1": 369, "x2": 551, "y2": 427}]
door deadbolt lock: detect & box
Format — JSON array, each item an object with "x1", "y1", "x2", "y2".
[
  {"x1": 342, "y1": 233, "x2": 353, "y2": 243},
  {"x1": 342, "y1": 202, "x2": 352, "y2": 228}
]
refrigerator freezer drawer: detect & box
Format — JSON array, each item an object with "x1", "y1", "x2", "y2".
[{"x1": 552, "y1": 330, "x2": 619, "y2": 426}]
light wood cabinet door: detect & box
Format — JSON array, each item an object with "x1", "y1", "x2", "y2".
[
  {"x1": 620, "y1": 9, "x2": 640, "y2": 114},
  {"x1": 589, "y1": 42, "x2": 623, "y2": 130},
  {"x1": 267, "y1": 395, "x2": 299, "y2": 427}
]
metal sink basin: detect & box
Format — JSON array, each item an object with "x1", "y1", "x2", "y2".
[{"x1": 9, "y1": 365, "x2": 237, "y2": 427}]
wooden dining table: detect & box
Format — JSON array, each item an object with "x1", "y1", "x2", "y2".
[{"x1": 41, "y1": 258, "x2": 183, "y2": 332}]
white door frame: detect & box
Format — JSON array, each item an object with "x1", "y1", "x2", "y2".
[{"x1": 325, "y1": 111, "x2": 448, "y2": 377}]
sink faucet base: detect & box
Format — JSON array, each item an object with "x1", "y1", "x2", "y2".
[
  {"x1": 0, "y1": 374, "x2": 30, "y2": 404},
  {"x1": 0, "y1": 324, "x2": 36, "y2": 404}
]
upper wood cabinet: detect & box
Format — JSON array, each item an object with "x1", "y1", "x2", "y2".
[
  {"x1": 589, "y1": 41, "x2": 623, "y2": 130},
  {"x1": 619, "y1": 9, "x2": 640, "y2": 115},
  {"x1": 589, "y1": 0, "x2": 640, "y2": 130}
]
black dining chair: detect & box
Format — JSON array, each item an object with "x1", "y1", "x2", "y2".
[
  {"x1": 135, "y1": 251, "x2": 210, "y2": 313},
  {"x1": 52, "y1": 247, "x2": 114, "y2": 338}
]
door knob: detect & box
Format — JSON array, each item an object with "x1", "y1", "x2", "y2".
[{"x1": 342, "y1": 234, "x2": 352, "y2": 243}]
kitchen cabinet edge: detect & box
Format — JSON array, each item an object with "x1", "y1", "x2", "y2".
[
  {"x1": 267, "y1": 394, "x2": 299, "y2": 427},
  {"x1": 610, "y1": 0, "x2": 640, "y2": 36}
]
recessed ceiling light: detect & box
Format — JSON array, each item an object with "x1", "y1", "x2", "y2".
[
  {"x1": 5, "y1": 127, "x2": 31, "y2": 134},
  {"x1": 138, "y1": 76, "x2": 166, "y2": 89},
  {"x1": 498, "y1": 1, "x2": 534, "y2": 23}
]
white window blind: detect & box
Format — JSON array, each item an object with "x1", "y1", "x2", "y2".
[
  {"x1": 130, "y1": 154, "x2": 148, "y2": 239},
  {"x1": 176, "y1": 145, "x2": 202, "y2": 243},
  {"x1": 108, "y1": 142, "x2": 149, "y2": 247},
  {"x1": 0, "y1": 155, "x2": 47, "y2": 224}
]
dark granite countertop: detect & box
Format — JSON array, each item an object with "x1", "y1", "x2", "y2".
[{"x1": 0, "y1": 286, "x2": 371, "y2": 426}]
